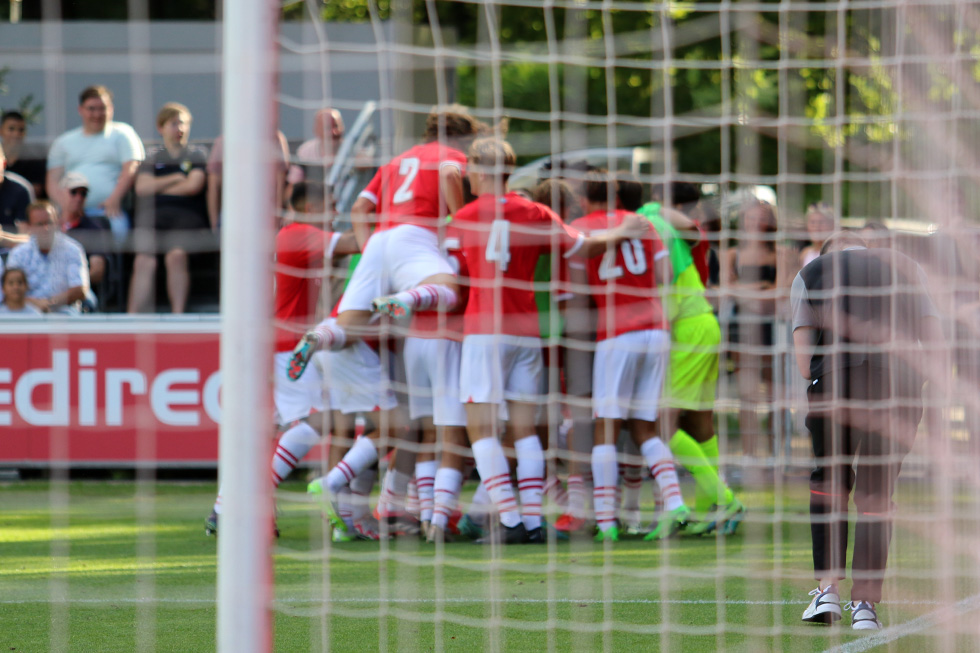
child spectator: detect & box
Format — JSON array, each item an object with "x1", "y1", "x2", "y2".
[
  {"x1": 128, "y1": 103, "x2": 209, "y2": 314},
  {"x1": 0, "y1": 267, "x2": 42, "y2": 316}
]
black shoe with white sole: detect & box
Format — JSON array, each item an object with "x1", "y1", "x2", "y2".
[{"x1": 847, "y1": 601, "x2": 883, "y2": 631}]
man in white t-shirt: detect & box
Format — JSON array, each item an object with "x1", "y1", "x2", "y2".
[{"x1": 46, "y1": 85, "x2": 145, "y2": 244}]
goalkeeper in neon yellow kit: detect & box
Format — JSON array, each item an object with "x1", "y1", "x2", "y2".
[{"x1": 618, "y1": 176, "x2": 745, "y2": 536}]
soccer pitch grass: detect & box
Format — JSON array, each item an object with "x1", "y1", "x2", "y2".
[{"x1": 1, "y1": 479, "x2": 978, "y2": 652}]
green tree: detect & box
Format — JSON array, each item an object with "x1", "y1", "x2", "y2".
[{"x1": 0, "y1": 67, "x2": 43, "y2": 124}]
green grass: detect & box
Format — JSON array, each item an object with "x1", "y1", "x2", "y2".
[{"x1": 1, "y1": 479, "x2": 978, "y2": 652}]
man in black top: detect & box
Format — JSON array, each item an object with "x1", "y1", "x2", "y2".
[
  {"x1": 1, "y1": 111, "x2": 45, "y2": 199},
  {"x1": 0, "y1": 141, "x2": 35, "y2": 235},
  {"x1": 791, "y1": 230, "x2": 944, "y2": 630}
]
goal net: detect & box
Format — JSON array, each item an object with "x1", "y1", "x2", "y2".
[
  {"x1": 5, "y1": 0, "x2": 980, "y2": 651},
  {"x1": 251, "y1": 1, "x2": 980, "y2": 650}
]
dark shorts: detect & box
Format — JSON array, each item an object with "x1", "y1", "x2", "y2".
[{"x1": 134, "y1": 207, "x2": 214, "y2": 255}]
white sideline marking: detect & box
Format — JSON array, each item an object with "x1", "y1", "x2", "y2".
[
  {"x1": 824, "y1": 592, "x2": 980, "y2": 653},
  {"x1": 0, "y1": 597, "x2": 960, "y2": 607}
]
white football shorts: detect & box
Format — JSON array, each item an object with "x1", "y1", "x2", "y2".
[
  {"x1": 593, "y1": 329, "x2": 670, "y2": 422},
  {"x1": 403, "y1": 336, "x2": 467, "y2": 426},
  {"x1": 337, "y1": 224, "x2": 454, "y2": 313},
  {"x1": 315, "y1": 339, "x2": 398, "y2": 415},
  {"x1": 459, "y1": 335, "x2": 543, "y2": 405},
  {"x1": 273, "y1": 350, "x2": 325, "y2": 426}
]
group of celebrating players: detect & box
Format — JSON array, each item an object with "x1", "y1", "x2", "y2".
[{"x1": 207, "y1": 104, "x2": 746, "y2": 545}]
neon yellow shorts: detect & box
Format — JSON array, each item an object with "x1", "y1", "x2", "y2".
[{"x1": 666, "y1": 312, "x2": 721, "y2": 410}]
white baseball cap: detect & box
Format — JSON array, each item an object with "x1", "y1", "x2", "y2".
[{"x1": 60, "y1": 171, "x2": 89, "y2": 191}]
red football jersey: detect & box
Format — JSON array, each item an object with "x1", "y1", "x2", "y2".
[
  {"x1": 358, "y1": 141, "x2": 466, "y2": 233},
  {"x1": 452, "y1": 192, "x2": 584, "y2": 337},
  {"x1": 569, "y1": 209, "x2": 668, "y2": 341},
  {"x1": 274, "y1": 223, "x2": 339, "y2": 352}
]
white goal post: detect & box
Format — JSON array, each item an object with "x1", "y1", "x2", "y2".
[{"x1": 217, "y1": 0, "x2": 278, "y2": 651}]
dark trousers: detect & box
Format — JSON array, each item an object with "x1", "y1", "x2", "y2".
[{"x1": 805, "y1": 362, "x2": 922, "y2": 603}]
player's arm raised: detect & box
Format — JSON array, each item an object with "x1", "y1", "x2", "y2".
[
  {"x1": 332, "y1": 230, "x2": 360, "y2": 257},
  {"x1": 350, "y1": 195, "x2": 376, "y2": 252},
  {"x1": 661, "y1": 206, "x2": 701, "y2": 245},
  {"x1": 575, "y1": 213, "x2": 651, "y2": 259},
  {"x1": 438, "y1": 163, "x2": 464, "y2": 216}
]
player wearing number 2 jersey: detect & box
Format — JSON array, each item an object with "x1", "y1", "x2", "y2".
[
  {"x1": 288, "y1": 106, "x2": 484, "y2": 373},
  {"x1": 452, "y1": 140, "x2": 652, "y2": 544},
  {"x1": 569, "y1": 172, "x2": 693, "y2": 542}
]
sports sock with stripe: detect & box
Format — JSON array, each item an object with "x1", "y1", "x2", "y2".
[
  {"x1": 389, "y1": 284, "x2": 458, "y2": 312},
  {"x1": 349, "y1": 467, "x2": 378, "y2": 523},
  {"x1": 326, "y1": 436, "x2": 378, "y2": 493},
  {"x1": 432, "y1": 467, "x2": 463, "y2": 530},
  {"x1": 515, "y1": 435, "x2": 544, "y2": 531},
  {"x1": 471, "y1": 437, "x2": 521, "y2": 528},
  {"x1": 271, "y1": 421, "x2": 319, "y2": 487},
  {"x1": 378, "y1": 468, "x2": 412, "y2": 515},
  {"x1": 641, "y1": 437, "x2": 684, "y2": 512},
  {"x1": 312, "y1": 321, "x2": 347, "y2": 351},
  {"x1": 591, "y1": 444, "x2": 619, "y2": 532},
  {"x1": 415, "y1": 460, "x2": 437, "y2": 523}
]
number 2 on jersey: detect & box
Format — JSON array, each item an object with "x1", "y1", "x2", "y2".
[
  {"x1": 598, "y1": 239, "x2": 646, "y2": 280},
  {"x1": 485, "y1": 220, "x2": 511, "y2": 271},
  {"x1": 392, "y1": 157, "x2": 420, "y2": 204}
]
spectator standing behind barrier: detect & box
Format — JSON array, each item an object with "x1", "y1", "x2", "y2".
[
  {"x1": 799, "y1": 202, "x2": 835, "y2": 269},
  {"x1": 6, "y1": 201, "x2": 89, "y2": 314},
  {"x1": 46, "y1": 85, "x2": 145, "y2": 245},
  {"x1": 0, "y1": 267, "x2": 42, "y2": 316},
  {"x1": 58, "y1": 172, "x2": 111, "y2": 287},
  {"x1": 0, "y1": 141, "x2": 35, "y2": 235},
  {"x1": 206, "y1": 131, "x2": 290, "y2": 230},
  {"x1": 1, "y1": 111, "x2": 46, "y2": 199},
  {"x1": 287, "y1": 108, "x2": 344, "y2": 188},
  {"x1": 723, "y1": 200, "x2": 782, "y2": 460},
  {"x1": 128, "y1": 103, "x2": 209, "y2": 314},
  {"x1": 792, "y1": 231, "x2": 943, "y2": 630}
]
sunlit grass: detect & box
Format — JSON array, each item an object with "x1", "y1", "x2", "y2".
[{"x1": 1, "y1": 480, "x2": 978, "y2": 652}]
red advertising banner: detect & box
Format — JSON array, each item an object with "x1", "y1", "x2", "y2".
[{"x1": 0, "y1": 322, "x2": 226, "y2": 466}]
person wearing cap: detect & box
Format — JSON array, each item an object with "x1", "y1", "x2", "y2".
[{"x1": 59, "y1": 172, "x2": 111, "y2": 286}]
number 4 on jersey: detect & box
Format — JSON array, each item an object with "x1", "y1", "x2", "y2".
[{"x1": 485, "y1": 219, "x2": 511, "y2": 271}]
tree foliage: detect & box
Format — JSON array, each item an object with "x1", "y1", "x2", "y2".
[{"x1": 297, "y1": 1, "x2": 975, "y2": 214}]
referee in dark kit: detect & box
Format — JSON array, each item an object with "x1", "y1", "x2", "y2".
[{"x1": 790, "y1": 230, "x2": 944, "y2": 630}]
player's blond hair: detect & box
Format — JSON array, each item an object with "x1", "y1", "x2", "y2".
[
  {"x1": 467, "y1": 137, "x2": 516, "y2": 181},
  {"x1": 156, "y1": 102, "x2": 192, "y2": 128},
  {"x1": 423, "y1": 104, "x2": 505, "y2": 147}
]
